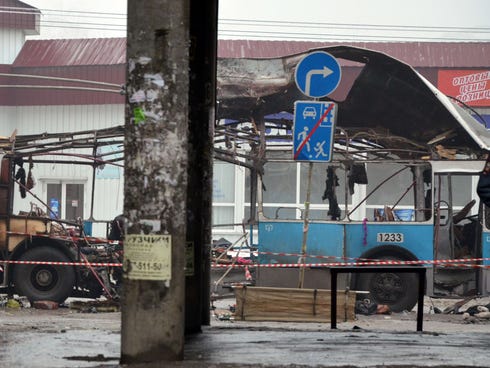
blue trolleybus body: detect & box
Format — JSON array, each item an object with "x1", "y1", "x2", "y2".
[{"x1": 255, "y1": 159, "x2": 490, "y2": 312}]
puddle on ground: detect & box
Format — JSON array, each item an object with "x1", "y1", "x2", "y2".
[{"x1": 64, "y1": 353, "x2": 119, "y2": 362}]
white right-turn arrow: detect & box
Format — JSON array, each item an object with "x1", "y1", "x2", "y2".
[{"x1": 305, "y1": 66, "x2": 333, "y2": 96}]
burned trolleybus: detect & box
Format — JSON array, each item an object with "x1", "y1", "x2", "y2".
[
  {"x1": 215, "y1": 45, "x2": 490, "y2": 312},
  {"x1": 0, "y1": 127, "x2": 124, "y2": 303}
]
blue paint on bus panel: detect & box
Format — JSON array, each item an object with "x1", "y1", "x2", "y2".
[
  {"x1": 258, "y1": 221, "x2": 434, "y2": 265},
  {"x1": 344, "y1": 223, "x2": 434, "y2": 262},
  {"x1": 258, "y1": 222, "x2": 344, "y2": 264},
  {"x1": 482, "y1": 230, "x2": 490, "y2": 266}
]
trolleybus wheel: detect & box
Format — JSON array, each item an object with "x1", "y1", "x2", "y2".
[
  {"x1": 356, "y1": 245, "x2": 419, "y2": 313},
  {"x1": 13, "y1": 246, "x2": 75, "y2": 303}
]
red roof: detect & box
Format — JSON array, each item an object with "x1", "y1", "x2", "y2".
[
  {"x1": 12, "y1": 38, "x2": 489, "y2": 68},
  {"x1": 4, "y1": 38, "x2": 488, "y2": 107},
  {"x1": 218, "y1": 40, "x2": 490, "y2": 68},
  {"x1": 13, "y1": 38, "x2": 127, "y2": 67},
  {"x1": 5, "y1": 38, "x2": 126, "y2": 106},
  {"x1": 0, "y1": 0, "x2": 39, "y2": 34}
]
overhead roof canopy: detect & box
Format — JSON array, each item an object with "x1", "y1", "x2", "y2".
[{"x1": 216, "y1": 45, "x2": 490, "y2": 160}]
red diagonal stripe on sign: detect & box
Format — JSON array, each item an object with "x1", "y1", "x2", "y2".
[{"x1": 294, "y1": 103, "x2": 334, "y2": 160}]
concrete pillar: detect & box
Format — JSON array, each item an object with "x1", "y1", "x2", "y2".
[{"x1": 121, "y1": 0, "x2": 190, "y2": 363}]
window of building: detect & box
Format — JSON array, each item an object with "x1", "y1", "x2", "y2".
[
  {"x1": 46, "y1": 182, "x2": 84, "y2": 221},
  {"x1": 212, "y1": 161, "x2": 236, "y2": 229}
]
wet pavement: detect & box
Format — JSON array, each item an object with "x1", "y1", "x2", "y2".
[
  {"x1": 1, "y1": 329, "x2": 120, "y2": 367},
  {"x1": 2, "y1": 324, "x2": 490, "y2": 367},
  {"x1": 184, "y1": 327, "x2": 490, "y2": 367},
  {"x1": 1, "y1": 298, "x2": 490, "y2": 367}
]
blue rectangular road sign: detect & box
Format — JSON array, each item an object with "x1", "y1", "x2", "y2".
[{"x1": 293, "y1": 101, "x2": 337, "y2": 162}]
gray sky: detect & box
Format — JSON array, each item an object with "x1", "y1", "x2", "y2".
[
  {"x1": 24, "y1": 0, "x2": 127, "y2": 39},
  {"x1": 218, "y1": 0, "x2": 490, "y2": 41},
  {"x1": 21, "y1": 0, "x2": 490, "y2": 41}
]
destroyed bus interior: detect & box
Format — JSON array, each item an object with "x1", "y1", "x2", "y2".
[
  {"x1": 0, "y1": 126, "x2": 124, "y2": 303},
  {"x1": 214, "y1": 45, "x2": 490, "y2": 311}
]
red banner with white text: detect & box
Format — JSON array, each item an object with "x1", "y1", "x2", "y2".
[{"x1": 438, "y1": 70, "x2": 490, "y2": 107}]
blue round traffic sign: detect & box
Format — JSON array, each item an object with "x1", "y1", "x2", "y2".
[{"x1": 294, "y1": 51, "x2": 341, "y2": 98}]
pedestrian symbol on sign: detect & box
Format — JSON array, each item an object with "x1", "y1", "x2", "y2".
[
  {"x1": 297, "y1": 126, "x2": 311, "y2": 153},
  {"x1": 314, "y1": 141, "x2": 328, "y2": 159}
]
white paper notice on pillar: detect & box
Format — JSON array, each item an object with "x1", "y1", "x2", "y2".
[
  {"x1": 123, "y1": 234, "x2": 172, "y2": 280},
  {"x1": 293, "y1": 101, "x2": 337, "y2": 162}
]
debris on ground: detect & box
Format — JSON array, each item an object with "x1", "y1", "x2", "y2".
[
  {"x1": 1, "y1": 295, "x2": 31, "y2": 309},
  {"x1": 69, "y1": 299, "x2": 120, "y2": 313},
  {"x1": 435, "y1": 296, "x2": 490, "y2": 323},
  {"x1": 0, "y1": 294, "x2": 120, "y2": 313},
  {"x1": 33, "y1": 300, "x2": 59, "y2": 310},
  {"x1": 463, "y1": 309, "x2": 490, "y2": 323},
  {"x1": 355, "y1": 299, "x2": 391, "y2": 315},
  {"x1": 6, "y1": 299, "x2": 20, "y2": 309},
  {"x1": 442, "y1": 296, "x2": 476, "y2": 314},
  {"x1": 442, "y1": 297, "x2": 490, "y2": 315},
  {"x1": 475, "y1": 311, "x2": 490, "y2": 319},
  {"x1": 17, "y1": 296, "x2": 30, "y2": 308},
  {"x1": 376, "y1": 304, "x2": 391, "y2": 315},
  {"x1": 211, "y1": 299, "x2": 236, "y2": 321},
  {"x1": 464, "y1": 304, "x2": 490, "y2": 315},
  {"x1": 212, "y1": 307, "x2": 234, "y2": 321},
  {"x1": 355, "y1": 299, "x2": 377, "y2": 315}
]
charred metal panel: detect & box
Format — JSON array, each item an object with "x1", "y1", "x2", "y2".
[{"x1": 217, "y1": 45, "x2": 490, "y2": 157}]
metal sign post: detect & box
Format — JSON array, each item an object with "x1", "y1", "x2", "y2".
[
  {"x1": 293, "y1": 52, "x2": 341, "y2": 287},
  {"x1": 298, "y1": 161, "x2": 313, "y2": 288}
]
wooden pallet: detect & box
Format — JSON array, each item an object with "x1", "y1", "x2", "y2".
[{"x1": 234, "y1": 285, "x2": 356, "y2": 322}]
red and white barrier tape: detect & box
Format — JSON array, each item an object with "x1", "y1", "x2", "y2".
[
  {"x1": 212, "y1": 263, "x2": 490, "y2": 269},
  {"x1": 212, "y1": 257, "x2": 490, "y2": 269},
  {"x1": 1, "y1": 258, "x2": 489, "y2": 269},
  {"x1": 0, "y1": 236, "x2": 488, "y2": 270},
  {"x1": 248, "y1": 250, "x2": 490, "y2": 265},
  {"x1": 438, "y1": 263, "x2": 489, "y2": 269}
]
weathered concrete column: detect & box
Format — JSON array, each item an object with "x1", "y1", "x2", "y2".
[{"x1": 121, "y1": 0, "x2": 190, "y2": 363}]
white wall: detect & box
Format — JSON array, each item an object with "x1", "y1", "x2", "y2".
[
  {"x1": 7, "y1": 104, "x2": 124, "y2": 236},
  {"x1": 13, "y1": 104, "x2": 123, "y2": 134},
  {"x1": 0, "y1": 28, "x2": 25, "y2": 64},
  {"x1": 0, "y1": 107, "x2": 16, "y2": 135}
]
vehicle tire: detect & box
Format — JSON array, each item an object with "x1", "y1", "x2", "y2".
[
  {"x1": 358, "y1": 269, "x2": 418, "y2": 313},
  {"x1": 13, "y1": 246, "x2": 76, "y2": 303},
  {"x1": 356, "y1": 247, "x2": 419, "y2": 312}
]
